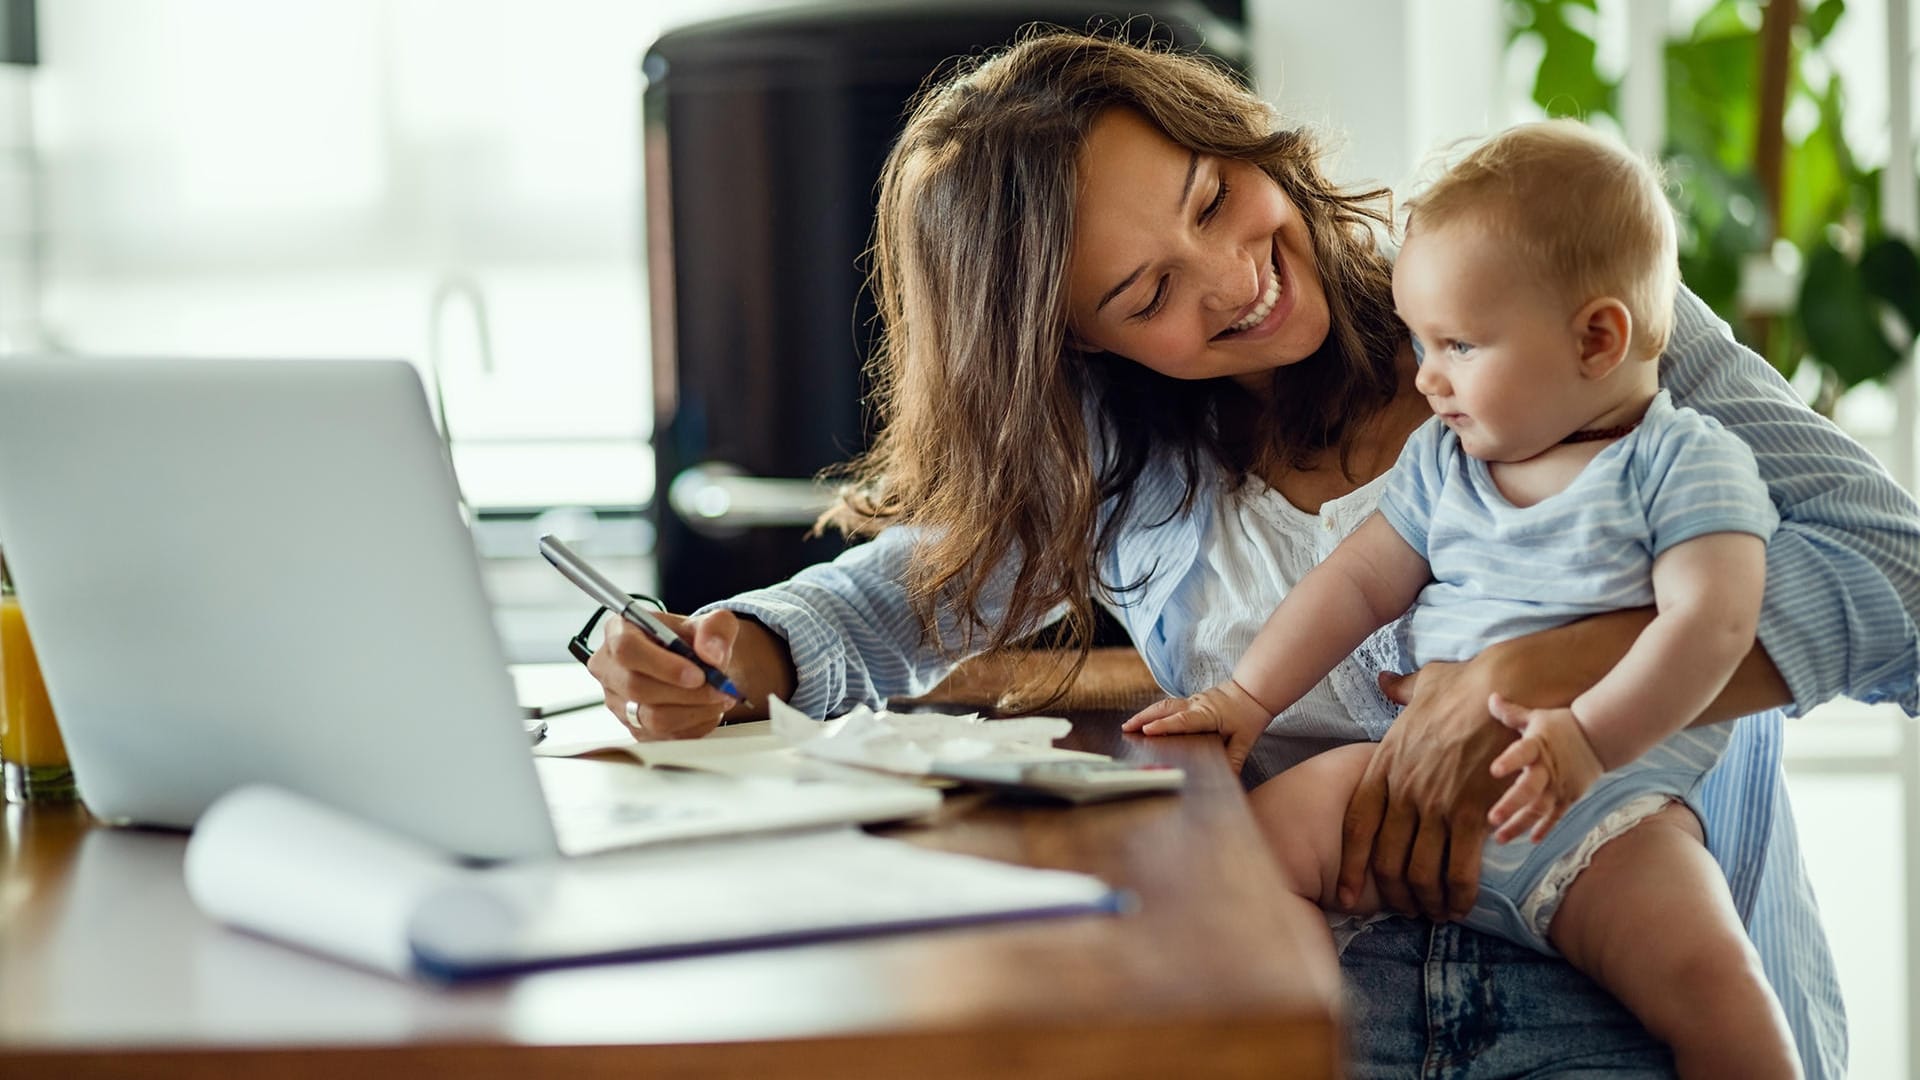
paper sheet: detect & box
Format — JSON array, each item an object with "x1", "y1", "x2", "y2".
[
  {"x1": 185, "y1": 784, "x2": 1121, "y2": 982},
  {"x1": 539, "y1": 696, "x2": 1102, "y2": 781},
  {"x1": 768, "y1": 696, "x2": 1087, "y2": 775},
  {"x1": 509, "y1": 661, "x2": 605, "y2": 718},
  {"x1": 408, "y1": 826, "x2": 1121, "y2": 978},
  {"x1": 535, "y1": 712, "x2": 782, "y2": 760},
  {"x1": 184, "y1": 784, "x2": 461, "y2": 977},
  {"x1": 530, "y1": 702, "x2": 635, "y2": 757},
  {"x1": 533, "y1": 756, "x2": 938, "y2": 854}
]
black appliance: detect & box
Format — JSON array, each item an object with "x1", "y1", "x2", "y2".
[{"x1": 644, "y1": 1, "x2": 1243, "y2": 612}]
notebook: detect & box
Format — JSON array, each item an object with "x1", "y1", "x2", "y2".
[
  {"x1": 187, "y1": 784, "x2": 1123, "y2": 981},
  {"x1": 0, "y1": 357, "x2": 936, "y2": 860}
]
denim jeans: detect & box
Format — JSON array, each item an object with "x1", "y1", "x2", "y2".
[
  {"x1": 1344, "y1": 907, "x2": 1674, "y2": 1076},
  {"x1": 1246, "y1": 739, "x2": 1678, "y2": 1078},
  {"x1": 1342, "y1": 917, "x2": 1676, "y2": 1078}
]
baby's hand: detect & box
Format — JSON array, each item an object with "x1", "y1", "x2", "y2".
[
  {"x1": 1122, "y1": 680, "x2": 1274, "y2": 774},
  {"x1": 1484, "y1": 693, "x2": 1605, "y2": 844}
]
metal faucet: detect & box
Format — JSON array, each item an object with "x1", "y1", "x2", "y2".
[{"x1": 427, "y1": 271, "x2": 495, "y2": 518}]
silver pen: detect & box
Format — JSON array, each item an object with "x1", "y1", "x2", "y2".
[{"x1": 538, "y1": 535, "x2": 743, "y2": 699}]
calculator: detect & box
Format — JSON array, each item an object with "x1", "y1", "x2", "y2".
[{"x1": 928, "y1": 759, "x2": 1186, "y2": 804}]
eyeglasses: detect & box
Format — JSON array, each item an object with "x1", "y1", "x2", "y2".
[{"x1": 567, "y1": 593, "x2": 666, "y2": 666}]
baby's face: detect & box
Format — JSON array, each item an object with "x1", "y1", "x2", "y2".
[{"x1": 1393, "y1": 222, "x2": 1596, "y2": 463}]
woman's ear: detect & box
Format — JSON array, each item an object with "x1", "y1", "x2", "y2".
[{"x1": 1573, "y1": 298, "x2": 1633, "y2": 380}]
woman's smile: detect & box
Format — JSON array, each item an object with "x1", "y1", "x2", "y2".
[{"x1": 1213, "y1": 240, "x2": 1292, "y2": 342}]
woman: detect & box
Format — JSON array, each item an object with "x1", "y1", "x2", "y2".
[{"x1": 589, "y1": 30, "x2": 1919, "y2": 1078}]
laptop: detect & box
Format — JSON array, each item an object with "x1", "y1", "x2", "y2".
[{"x1": 0, "y1": 357, "x2": 934, "y2": 860}]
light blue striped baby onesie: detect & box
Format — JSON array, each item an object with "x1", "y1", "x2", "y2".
[{"x1": 1376, "y1": 389, "x2": 1779, "y2": 952}]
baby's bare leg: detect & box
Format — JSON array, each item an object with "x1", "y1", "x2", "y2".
[
  {"x1": 1547, "y1": 804, "x2": 1799, "y2": 1079},
  {"x1": 1247, "y1": 743, "x2": 1384, "y2": 915}
]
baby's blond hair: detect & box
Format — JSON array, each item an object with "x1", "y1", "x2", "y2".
[{"x1": 1406, "y1": 120, "x2": 1678, "y2": 359}]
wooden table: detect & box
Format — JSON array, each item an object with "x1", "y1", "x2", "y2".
[{"x1": 0, "y1": 713, "x2": 1341, "y2": 1078}]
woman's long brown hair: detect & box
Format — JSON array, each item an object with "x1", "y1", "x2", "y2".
[{"x1": 819, "y1": 29, "x2": 1404, "y2": 705}]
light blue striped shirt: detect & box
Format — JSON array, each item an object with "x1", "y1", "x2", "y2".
[{"x1": 707, "y1": 287, "x2": 1920, "y2": 1078}]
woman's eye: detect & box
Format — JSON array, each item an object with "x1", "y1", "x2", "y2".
[
  {"x1": 1201, "y1": 176, "x2": 1230, "y2": 223},
  {"x1": 1132, "y1": 278, "x2": 1169, "y2": 321}
]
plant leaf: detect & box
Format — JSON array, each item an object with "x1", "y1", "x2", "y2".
[
  {"x1": 1782, "y1": 106, "x2": 1846, "y2": 247},
  {"x1": 1860, "y1": 236, "x2": 1920, "y2": 342},
  {"x1": 1527, "y1": 2, "x2": 1616, "y2": 117},
  {"x1": 1665, "y1": 34, "x2": 1757, "y2": 168},
  {"x1": 1691, "y1": 0, "x2": 1764, "y2": 41},
  {"x1": 1807, "y1": 0, "x2": 1847, "y2": 43},
  {"x1": 1799, "y1": 239, "x2": 1904, "y2": 386}
]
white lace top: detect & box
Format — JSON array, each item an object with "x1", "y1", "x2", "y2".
[{"x1": 1163, "y1": 470, "x2": 1405, "y2": 742}]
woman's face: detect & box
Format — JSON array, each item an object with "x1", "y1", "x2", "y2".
[{"x1": 1066, "y1": 108, "x2": 1331, "y2": 391}]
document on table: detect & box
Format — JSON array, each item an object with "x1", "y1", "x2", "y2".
[
  {"x1": 185, "y1": 784, "x2": 1124, "y2": 981},
  {"x1": 536, "y1": 696, "x2": 1108, "y2": 781},
  {"x1": 510, "y1": 661, "x2": 605, "y2": 719},
  {"x1": 534, "y1": 756, "x2": 941, "y2": 853}
]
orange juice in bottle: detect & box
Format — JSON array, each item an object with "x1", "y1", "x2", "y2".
[{"x1": 0, "y1": 550, "x2": 75, "y2": 804}]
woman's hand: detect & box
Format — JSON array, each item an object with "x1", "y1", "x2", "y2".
[
  {"x1": 585, "y1": 609, "x2": 793, "y2": 740},
  {"x1": 1336, "y1": 609, "x2": 1678, "y2": 920},
  {"x1": 1485, "y1": 695, "x2": 1606, "y2": 845},
  {"x1": 1122, "y1": 680, "x2": 1272, "y2": 774},
  {"x1": 1336, "y1": 659, "x2": 1516, "y2": 921}
]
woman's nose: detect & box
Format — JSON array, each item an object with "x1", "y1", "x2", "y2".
[{"x1": 1200, "y1": 247, "x2": 1261, "y2": 312}]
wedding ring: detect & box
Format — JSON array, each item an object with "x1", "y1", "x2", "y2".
[{"x1": 624, "y1": 700, "x2": 642, "y2": 730}]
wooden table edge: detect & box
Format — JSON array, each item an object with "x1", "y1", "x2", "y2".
[{"x1": 0, "y1": 1011, "x2": 1341, "y2": 1080}]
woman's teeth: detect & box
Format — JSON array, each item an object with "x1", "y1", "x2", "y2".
[{"x1": 1228, "y1": 264, "x2": 1282, "y2": 333}]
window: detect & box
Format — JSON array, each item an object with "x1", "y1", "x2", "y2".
[{"x1": 21, "y1": 0, "x2": 798, "y2": 512}]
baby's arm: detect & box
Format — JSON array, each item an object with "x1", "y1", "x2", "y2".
[
  {"x1": 1574, "y1": 530, "x2": 1769, "y2": 761},
  {"x1": 1236, "y1": 514, "x2": 1433, "y2": 713},
  {"x1": 1486, "y1": 529, "x2": 1767, "y2": 841},
  {"x1": 1124, "y1": 513, "x2": 1430, "y2": 771}
]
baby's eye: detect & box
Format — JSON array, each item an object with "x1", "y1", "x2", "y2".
[{"x1": 1447, "y1": 340, "x2": 1475, "y2": 356}]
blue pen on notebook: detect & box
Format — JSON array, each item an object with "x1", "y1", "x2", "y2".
[{"x1": 538, "y1": 535, "x2": 743, "y2": 699}]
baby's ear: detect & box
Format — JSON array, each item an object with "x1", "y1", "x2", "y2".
[{"x1": 1573, "y1": 298, "x2": 1633, "y2": 380}]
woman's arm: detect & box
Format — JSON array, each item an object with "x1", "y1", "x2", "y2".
[
  {"x1": 589, "y1": 523, "x2": 1062, "y2": 738},
  {"x1": 703, "y1": 524, "x2": 1070, "y2": 717},
  {"x1": 1333, "y1": 608, "x2": 1793, "y2": 918},
  {"x1": 904, "y1": 647, "x2": 1161, "y2": 712},
  {"x1": 1664, "y1": 287, "x2": 1920, "y2": 710},
  {"x1": 1479, "y1": 531, "x2": 1771, "y2": 843},
  {"x1": 1487, "y1": 607, "x2": 1795, "y2": 726}
]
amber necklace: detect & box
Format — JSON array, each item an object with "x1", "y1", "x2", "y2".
[{"x1": 1560, "y1": 421, "x2": 1640, "y2": 445}]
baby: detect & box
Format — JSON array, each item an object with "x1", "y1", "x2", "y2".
[{"x1": 1126, "y1": 120, "x2": 1799, "y2": 1077}]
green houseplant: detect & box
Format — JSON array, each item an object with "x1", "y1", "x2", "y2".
[{"x1": 1508, "y1": 0, "x2": 1920, "y2": 410}]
